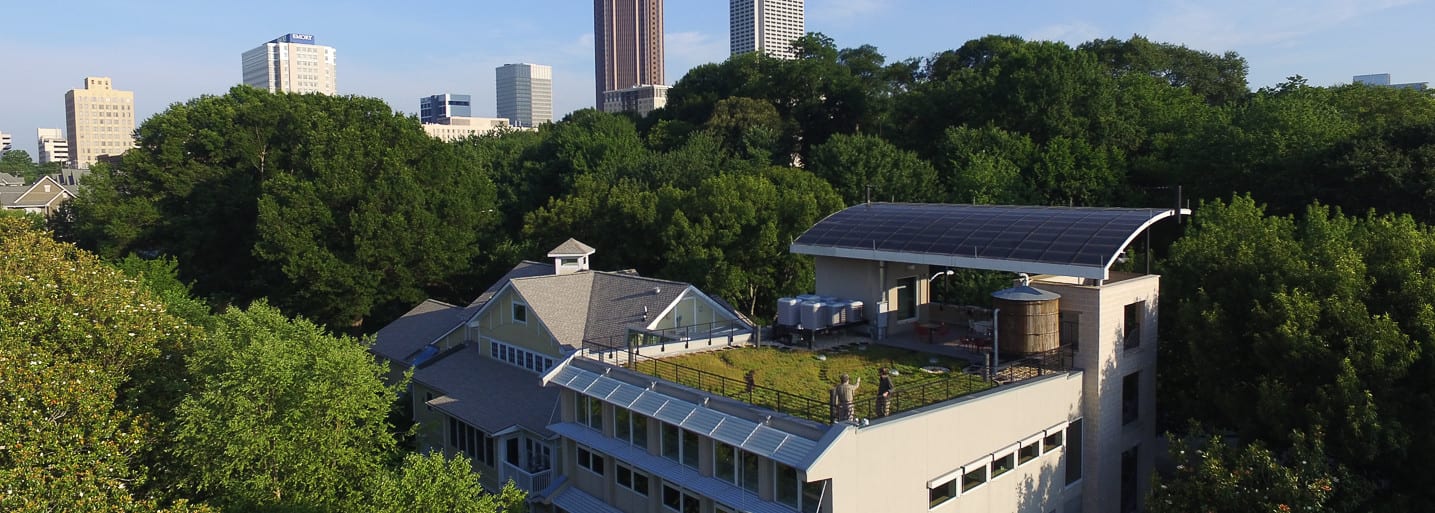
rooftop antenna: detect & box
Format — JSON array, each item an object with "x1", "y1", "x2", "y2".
[{"x1": 865, "y1": 184, "x2": 873, "y2": 205}]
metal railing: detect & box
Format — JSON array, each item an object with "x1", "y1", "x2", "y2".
[{"x1": 582, "y1": 319, "x2": 754, "y2": 362}]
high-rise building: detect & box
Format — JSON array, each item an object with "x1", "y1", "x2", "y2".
[
  {"x1": 0, "y1": 132, "x2": 11, "y2": 153},
  {"x1": 730, "y1": 0, "x2": 805, "y2": 59},
  {"x1": 36, "y1": 128, "x2": 70, "y2": 165},
  {"x1": 496, "y1": 63, "x2": 554, "y2": 128},
  {"x1": 64, "y1": 77, "x2": 136, "y2": 168},
  {"x1": 242, "y1": 33, "x2": 337, "y2": 95},
  {"x1": 420, "y1": 94, "x2": 472, "y2": 124},
  {"x1": 593, "y1": 0, "x2": 664, "y2": 108}
]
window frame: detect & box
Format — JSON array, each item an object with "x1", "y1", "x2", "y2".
[
  {"x1": 929, "y1": 478, "x2": 957, "y2": 509},
  {"x1": 512, "y1": 301, "x2": 528, "y2": 324}
]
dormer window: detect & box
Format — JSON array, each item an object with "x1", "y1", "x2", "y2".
[
  {"x1": 512, "y1": 302, "x2": 528, "y2": 324},
  {"x1": 561, "y1": 257, "x2": 580, "y2": 267}
]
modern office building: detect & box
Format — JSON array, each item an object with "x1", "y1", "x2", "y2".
[
  {"x1": 1354, "y1": 73, "x2": 1429, "y2": 91},
  {"x1": 420, "y1": 94, "x2": 473, "y2": 124},
  {"x1": 730, "y1": 0, "x2": 805, "y2": 59},
  {"x1": 64, "y1": 77, "x2": 136, "y2": 168},
  {"x1": 36, "y1": 128, "x2": 70, "y2": 165},
  {"x1": 497, "y1": 63, "x2": 555, "y2": 128},
  {"x1": 593, "y1": 0, "x2": 664, "y2": 108},
  {"x1": 241, "y1": 33, "x2": 337, "y2": 95},
  {"x1": 0, "y1": 131, "x2": 11, "y2": 153},
  {"x1": 600, "y1": 84, "x2": 669, "y2": 116}
]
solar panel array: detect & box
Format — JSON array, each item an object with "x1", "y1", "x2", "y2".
[
  {"x1": 548, "y1": 364, "x2": 818, "y2": 468},
  {"x1": 794, "y1": 203, "x2": 1174, "y2": 270}
]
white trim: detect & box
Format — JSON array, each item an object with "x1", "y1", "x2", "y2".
[{"x1": 927, "y1": 468, "x2": 963, "y2": 489}]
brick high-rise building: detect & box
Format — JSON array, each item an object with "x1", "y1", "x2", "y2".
[{"x1": 593, "y1": 0, "x2": 664, "y2": 108}]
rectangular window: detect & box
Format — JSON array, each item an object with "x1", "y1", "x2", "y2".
[
  {"x1": 1044, "y1": 429, "x2": 1064, "y2": 453},
  {"x1": 1121, "y1": 445, "x2": 1140, "y2": 513},
  {"x1": 1066, "y1": 419, "x2": 1084, "y2": 486},
  {"x1": 581, "y1": 396, "x2": 602, "y2": 431},
  {"x1": 663, "y1": 485, "x2": 682, "y2": 511},
  {"x1": 961, "y1": 465, "x2": 987, "y2": 493},
  {"x1": 615, "y1": 408, "x2": 631, "y2": 442},
  {"x1": 1123, "y1": 372, "x2": 1140, "y2": 425},
  {"x1": 715, "y1": 442, "x2": 737, "y2": 483},
  {"x1": 929, "y1": 479, "x2": 957, "y2": 508},
  {"x1": 1059, "y1": 311, "x2": 1080, "y2": 350},
  {"x1": 776, "y1": 463, "x2": 799, "y2": 507},
  {"x1": 576, "y1": 446, "x2": 605, "y2": 476},
  {"x1": 1019, "y1": 441, "x2": 1040, "y2": 465},
  {"x1": 992, "y1": 452, "x2": 1015, "y2": 478},
  {"x1": 741, "y1": 451, "x2": 760, "y2": 493},
  {"x1": 1124, "y1": 301, "x2": 1143, "y2": 349},
  {"x1": 801, "y1": 480, "x2": 825, "y2": 513},
  {"x1": 505, "y1": 437, "x2": 519, "y2": 466},
  {"x1": 681, "y1": 429, "x2": 700, "y2": 469},
  {"x1": 513, "y1": 302, "x2": 527, "y2": 323},
  {"x1": 618, "y1": 463, "x2": 650, "y2": 494},
  {"x1": 662, "y1": 423, "x2": 680, "y2": 462}
]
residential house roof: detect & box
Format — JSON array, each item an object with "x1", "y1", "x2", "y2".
[
  {"x1": 1, "y1": 176, "x2": 72, "y2": 211},
  {"x1": 419, "y1": 344, "x2": 561, "y2": 436},
  {"x1": 508, "y1": 271, "x2": 689, "y2": 348},
  {"x1": 0, "y1": 173, "x2": 23, "y2": 186},
  {"x1": 370, "y1": 299, "x2": 463, "y2": 363},
  {"x1": 547, "y1": 237, "x2": 596, "y2": 257}
]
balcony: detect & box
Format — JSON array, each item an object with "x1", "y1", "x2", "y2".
[{"x1": 501, "y1": 461, "x2": 553, "y2": 493}]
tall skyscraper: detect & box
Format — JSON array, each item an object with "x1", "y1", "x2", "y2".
[
  {"x1": 496, "y1": 63, "x2": 554, "y2": 128},
  {"x1": 64, "y1": 77, "x2": 136, "y2": 168},
  {"x1": 36, "y1": 128, "x2": 70, "y2": 165},
  {"x1": 0, "y1": 132, "x2": 11, "y2": 153},
  {"x1": 420, "y1": 94, "x2": 472, "y2": 124},
  {"x1": 593, "y1": 0, "x2": 664, "y2": 108},
  {"x1": 731, "y1": 0, "x2": 805, "y2": 59},
  {"x1": 241, "y1": 33, "x2": 337, "y2": 95}
]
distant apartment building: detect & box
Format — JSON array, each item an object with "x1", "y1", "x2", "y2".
[
  {"x1": 421, "y1": 94, "x2": 473, "y2": 124},
  {"x1": 496, "y1": 63, "x2": 555, "y2": 128},
  {"x1": 64, "y1": 77, "x2": 136, "y2": 168},
  {"x1": 731, "y1": 0, "x2": 805, "y2": 59},
  {"x1": 242, "y1": 33, "x2": 337, "y2": 95},
  {"x1": 0, "y1": 131, "x2": 11, "y2": 153},
  {"x1": 1354, "y1": 73, "x2": 1428, "y2": 91},
  {"x1": 593, "y1": 0, "x2": 664, "y2": 108},
  {"x1": 421, "y1": 116, "x2": 531, "y2": 142},
  {"x1": 36, "y1": 128, "x2": 70, "y2": 165},
  {"x1": 600, "y1": 84, "x2": 669, "y2": 117}
]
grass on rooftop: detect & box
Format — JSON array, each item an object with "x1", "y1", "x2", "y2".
[{"x1": 646, "y1": 345, "x2": 991, "y2": 419}]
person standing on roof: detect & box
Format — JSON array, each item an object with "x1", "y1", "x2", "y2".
[{"x1": 834, "y1": 373, "x2": 861, "y2": 422}]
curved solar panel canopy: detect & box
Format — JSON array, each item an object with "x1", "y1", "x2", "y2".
[{"x1": 791, "y1": 203, "x2": 1188, "y2": 280}]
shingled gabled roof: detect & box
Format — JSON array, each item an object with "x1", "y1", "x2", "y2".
[
  {"x1": 506, "y1": 271, "x2": 691, "y2": 348},
  {"x1": 546, "y1": 238, "x2": 596, "y2": 257}
]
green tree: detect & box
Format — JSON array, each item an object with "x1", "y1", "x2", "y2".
[
  {"x1": 64, "y1": 87, "x2": 500, "y2": 329},
  {"x1": 0, "y1": 150, "x2": 37, "y2": 183},
  {"x1": 1149, "y1": 433, "x2": 1337, "y2": 513},
  {"x1": 348, "y1": 453, "x2": 526, "y2": 513},
  {"x1": 173, "y1": 301, "x2": 399, "y2": 511},
  {"x1": 806, "y1": 133, "x2": 941, "y2": 204},
  {"x1": 0, "y1": 218, "x2": 209, "y2": 512}
]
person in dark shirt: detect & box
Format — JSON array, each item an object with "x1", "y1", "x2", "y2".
[{"x1": 877, "y1": 367, "x2": 895, "y2": 417}]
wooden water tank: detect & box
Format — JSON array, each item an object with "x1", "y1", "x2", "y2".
[{"x1": 991, "y1": 285, "x2": 1062, "y2": 355}]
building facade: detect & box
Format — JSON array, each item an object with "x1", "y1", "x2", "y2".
[
  {"x1": 1, "y1": 131, "x2": 11, "y2": 153},
  {"x1": 420, "y1": 94, "x2": 473, "y2": 124},
  {"x1": 64, "y1": 77, "x2": 136, "y2": 168},
  {"x1": 1354, "y1": 73, "x2": 1429, "y2": 91},
  {"x1": 601, "y1": 84, "x2": 669, "y2": 117},
  {"x1": 593, "y1": 0, "x2": 664, "y2": 108},
  {"x1": 36, "y1": 128, "x2": 70, "y2": 165},
  {"x1": 730, "y1": 0, "x2": 805, "y2": 59},
  {"x1": 421, "y1": 116, "x2": 528, "y2": 142},
  {"x1": 497, "y1": 63, "x2": 555, "y2": 128},
  {"x1": 241, "y1": 33, "x2": 337, "y2": 95}
]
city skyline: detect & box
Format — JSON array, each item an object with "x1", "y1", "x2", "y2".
[{"x1": 1, "y1": 0, "x2": 1432, "y2": 153}]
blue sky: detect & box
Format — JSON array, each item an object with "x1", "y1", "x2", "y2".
[{"x1": 2, "y1": 0, "x2": 1431, "y2": 154}]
